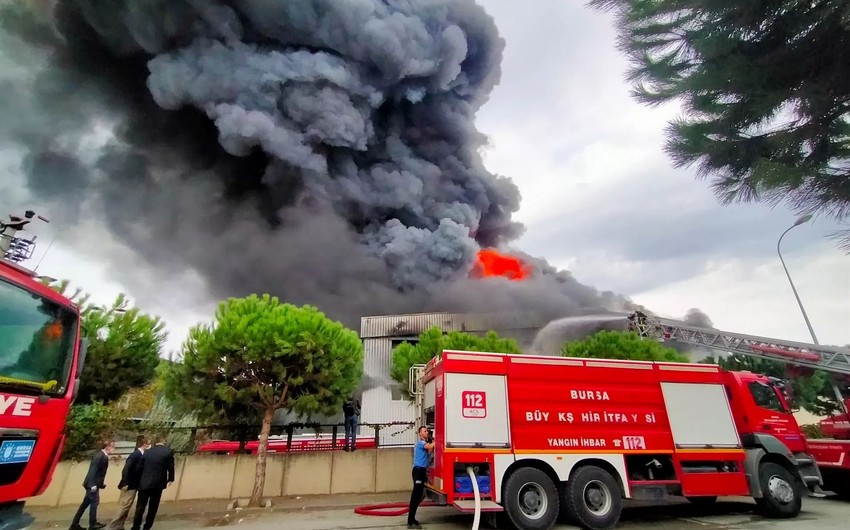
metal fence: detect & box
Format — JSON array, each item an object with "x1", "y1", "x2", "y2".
[{"x1": 112, "y1": 420, "x2": 417, "y2": 455}]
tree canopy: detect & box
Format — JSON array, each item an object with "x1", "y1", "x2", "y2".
[
  {"x1": 47, "y1": 280, "x2": 166, "y2": 404},
  {"x1": 562, "y1": 330, "x2": 689, "y2": 362},
  {"x1": 592, "y1": 0, "x2": 850, "y2": 249},
  {"x1": 702, "y1": 353, "x2": 840, "y2": 416},
  {"x1": 61, "y1": 401, "x2": 116, "y2": 461},
  {"x1": 390, "y1": 327, "x2": 522, "y2": 395},
  {"x1": 162, "y1": 352, "x2": 264, "y2": 426},
  {"x1": 163, "y1": 294, "x2": 363, "y2": 506}
]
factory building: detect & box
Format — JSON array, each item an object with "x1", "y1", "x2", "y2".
[{"x1": 358, "y1": 311, "x2": 552, "y2": 446}]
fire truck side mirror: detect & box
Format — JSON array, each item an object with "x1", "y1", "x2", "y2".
[
  {"x1": 77, "y1": 337, "x2": 88, "y2": 377},
  {"x1": 72, "y1": 338, "x2": 89, "y2": 404}
]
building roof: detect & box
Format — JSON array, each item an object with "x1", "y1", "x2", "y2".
[{"x1": 360, "y1": 311, "x2": 550, "y2": 339}]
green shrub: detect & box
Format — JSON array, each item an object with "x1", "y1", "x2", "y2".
[
  {"x1": 62, "y1": 402, "x2": 120, "y2": 461},
  {"x1": 562, "y1": 330, "x2": 689, "y2": 362},
  {"x1": 800, "y1": 423, "x2": 824, "y2": 439}
]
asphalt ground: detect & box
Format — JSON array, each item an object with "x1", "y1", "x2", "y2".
[{"x1": 28, "y1": 494, "x2": 850, "y2": 530}]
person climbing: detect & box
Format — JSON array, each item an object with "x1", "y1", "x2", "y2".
[{"x1": 342, "y1": 395, "x2": 361, "y2": 451}]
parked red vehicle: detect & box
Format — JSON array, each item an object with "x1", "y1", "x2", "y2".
[
  {"x1": 807, "y1": 399, "x2": 850, "y2": 499},
  {"x1": 196, "y1": 433, "x2": 378, "y2": 454},
  {"x1": 410, "y1": 349, "x2": 821, "y2": 530},
  {"x1": 0, "y1": 211, "x2": 87, "y2": 528}
]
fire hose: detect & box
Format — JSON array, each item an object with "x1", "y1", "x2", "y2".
[
  {"x1": 469, "y1": 466, "x2": 481, "y2": 530},
  {"x1": 355, "y1": 467, "x2": 482, "y2": 530}
]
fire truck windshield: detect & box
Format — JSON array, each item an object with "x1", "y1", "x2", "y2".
[{"x1": 0, "y1": 278, "x2": 77, "y2": 396}]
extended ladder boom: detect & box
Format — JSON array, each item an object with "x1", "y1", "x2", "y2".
[{"x1": 629, "y1": 314, "x2": 850, "y2": 376}]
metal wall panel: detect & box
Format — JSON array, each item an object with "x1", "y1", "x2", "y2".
[
  {"x1": 358, "y1": 311, "x2": 553, "y2": 446},
  {"x1": 360, "y1": 337, "x2": 418, "y2": 446}
]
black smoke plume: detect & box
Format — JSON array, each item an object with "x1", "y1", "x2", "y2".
[{"x1": 0, "y1": 0, "x2": 693, "y2": 331}]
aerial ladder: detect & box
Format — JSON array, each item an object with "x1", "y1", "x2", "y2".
[
  {"x1": 0, "y1": 210, "x2": 50, "y2": 263},
  {"x1": 627, "y1": 311, "x2": 850, "y2": 428}
]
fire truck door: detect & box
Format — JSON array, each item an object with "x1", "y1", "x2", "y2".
[
  {"x1": 444, "y1": 373, "x2": 511, "y2": 448},
  {"x1": 660, "y1": 382, "x2": 742, "y2": 449}
]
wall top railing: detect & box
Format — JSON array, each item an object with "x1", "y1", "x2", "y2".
[{"x1": 101, "y1": 420, "x2": 417, "y2": 457}]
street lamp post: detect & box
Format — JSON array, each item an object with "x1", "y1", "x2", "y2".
[
  {"x1": 776, "y1": 214, "x2": 819, "y2": 345},
  {"x1": 776, "y1": 214, "x2": 847, "y2": 416}
]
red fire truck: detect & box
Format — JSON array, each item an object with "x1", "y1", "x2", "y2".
[
  {"x1": 410, "y1": 349, "x2": 823, "y2": 530},
  {"x1": 0, "y1": 211, "x2": 87, "y2": 528}
]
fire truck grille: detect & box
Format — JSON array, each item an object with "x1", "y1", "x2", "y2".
[
  {"x1": 0, "y1": 430, "x2": 38, "y2": 487},
  {"x1": 0, "y1": 462, "x2": 26, "y2": 487}
]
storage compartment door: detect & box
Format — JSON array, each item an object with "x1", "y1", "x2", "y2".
[
  {"x1": 444, "y1": 373, "x2": 510, "y2": 448},
  {"x1": 661, "y1": 382, "x2": 741, "y2": 449}
]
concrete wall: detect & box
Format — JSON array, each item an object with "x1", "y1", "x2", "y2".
[{"x1": 28, "y1": 448, "x2": 412, "y2": 507}]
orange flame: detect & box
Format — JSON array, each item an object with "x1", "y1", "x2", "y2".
[
  {"x1": 473, "y1": 249, "x2": 530, "y2": 281},
  {"x1": 43, "y1": 320, "x2": 63, "y2": 340}
]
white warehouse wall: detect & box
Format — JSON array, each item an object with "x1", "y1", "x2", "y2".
[{"x1": 359, "y1": 312, "x2": 549, "y2": 447}]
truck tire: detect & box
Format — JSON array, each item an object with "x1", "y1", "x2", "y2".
[
  {"x1": 754, "y1": 461, "x2": 802, "y2": 518},
  {"x1": 502, "y1": 467, "x2": 559, "y2": 530},
  {"x1": 562, "y1": 465, "x2": 623, "y2": 530}
]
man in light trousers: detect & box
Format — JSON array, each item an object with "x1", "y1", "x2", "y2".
[{"x1": 107, "y1": 435, "x2": 150, "y2": 530}]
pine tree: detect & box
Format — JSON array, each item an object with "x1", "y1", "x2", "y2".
[
  {"x1": 562, "y1": 330, "x2": 689, "y2": 362},
  {"x1": 592, "y1": 0, "x2": 850, "y2": 248},
  {"x1": 391, "y1": 327, "x2": 522, "y2": 395},
  {"x1": 164, "y1": 295, "x2": 363, "y2": 507}
]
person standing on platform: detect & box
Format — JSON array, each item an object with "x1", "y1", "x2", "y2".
[{"x1": 342, "y1": 395, "x2": 361, "y2": 451}]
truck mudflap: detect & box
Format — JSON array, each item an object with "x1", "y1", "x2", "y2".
[{"x1": 0, "y1": 502, "x2": 35, "y2": 530}]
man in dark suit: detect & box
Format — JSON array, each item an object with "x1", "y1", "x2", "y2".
[
  {"x1": 70, "y1": 438, "x2": 115, "y2": 530},
  {"x1": 131, "y1": 434, "x2": 175, "y2": 530},
  {"x1": 107, "y1": 435, "x2": 150, "y2": 530}
]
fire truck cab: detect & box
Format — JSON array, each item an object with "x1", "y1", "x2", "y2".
[
  {"x1": 1, "y1": 211, "x2": 86, "y2": 528},
  {"x1": 411, "y1": 350, "x2": 820, "y2": 530}
]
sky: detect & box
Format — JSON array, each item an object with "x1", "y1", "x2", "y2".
[{"x1": 6, "y1": 1, "x2": 849, "y2": 356}]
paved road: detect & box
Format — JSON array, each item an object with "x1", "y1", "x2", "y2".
[{"x1": 143, "y1": 496, "x2": 848, "y2": 530}]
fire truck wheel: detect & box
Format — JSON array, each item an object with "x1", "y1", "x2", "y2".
[
  {"x1": 502, "y1": 467, "x2": 559, "y2": 530},
  {"x1": 562, "y1": 465, "x2": 622, "y2": 530},
  {"x1": 754, "y1": 461, "x2": 802, "y2": 518}
]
